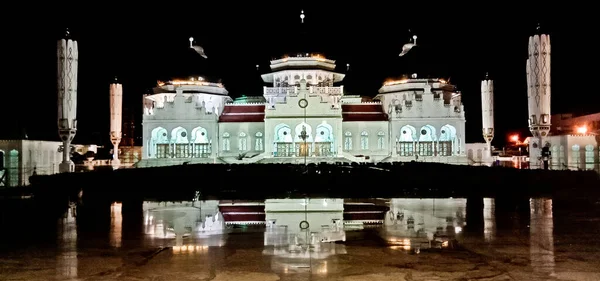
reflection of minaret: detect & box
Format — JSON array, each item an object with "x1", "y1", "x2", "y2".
[
  {"x1": 57, "y1": 28, "x2": 78, "y2": 173},
  {"x1": 526, "y1": 24, "x2": 551, "y2": 169},
  {"x1": 481, "y1": 73, "x2": 494, "y2": 158},
  {"x1": 529, "y1": 198, "x2": 555, "y2": 277},
  {"x1": 56, "y1": 205, "x2": 78, "y2": 279},
  {"x1": 110, "y1": 202, "x2": 122, "y2": 248},
  {"x1": 110, "y1": 78, "x2": 123, "y2": 167},
  {"x1": 483, "y1": 198, "x2": 496, "y2": 242}
]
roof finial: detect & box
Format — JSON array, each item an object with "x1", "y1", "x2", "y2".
[
  {"x1": 64, "y1": 28, "x2": 71, "y2": 39},
  {"x1": 300, "y1": 10, "x2": 305, "y2": 23},
  {"x1": 114, "y1": 76, "x2": 119, "y2": 83},
  {"x1": 485, "y1": 72, "x2": 489, "y2": 80}
]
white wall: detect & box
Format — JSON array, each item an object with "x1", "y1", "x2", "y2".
[
  {"x1": 544, "y1": 135, "x2": 599, "y2": 171},
  {"x1": 340, "y1": 121, "x2": 389, "y2": 159},
  {"x1": 466, "y1": 142, "x2": 493, "y2": 165},
  {"x1": 0, "y1": 140, "x2": 62, "y2": 187},
  {"x1": 218, "y1": 122, "x2": 265, "y2": 157}
]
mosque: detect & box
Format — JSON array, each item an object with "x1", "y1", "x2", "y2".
[
  {"x1": 138, "y1": 53, "x2": 480, "y2": 167},
  {"x1": 1, "y1": 21, "x2": 599, "y2": 187}
]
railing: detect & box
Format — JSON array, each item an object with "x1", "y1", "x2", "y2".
[
  {"x1": 273, "y1": 142, "x2": 334, "y2": 157},
  {"x1": 154, "y1": 143, "x2": 212, "y2": 158},
  {"x1": 264, "y1": 86, "x2": 343, "y2": 96},
  {"x1": 311, "y1": 86, "x2": 343, "y2": 95},
  {"x1": 264, "y1": 87, "x2": 297, "y2": 95},
  {"x1": 395, "y1": 141, "x2": 453, "y2": 157}
]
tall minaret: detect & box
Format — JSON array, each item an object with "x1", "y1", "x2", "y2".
[
  {"x1": 526, "y1": 24, "x2": 551, "y2": 169},
  {"x1": 110, "y1": 78, "x2": 123, "y2": 166},
  {"x1": 481, "y1": 72, "x2": 494, "y2": 158},
  {"x1": 57, "y1": 28, "x2": 78, "y2": 173}
]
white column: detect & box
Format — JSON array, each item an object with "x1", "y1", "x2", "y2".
[
  {"x1": 57, "y1": 29, "x2": 78, "y2": 173},
  {"x1": 110, "y1": 80, "x2": 123, "y2": 167}
]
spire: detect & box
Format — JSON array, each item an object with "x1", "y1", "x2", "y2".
[
  {"x1": 485, "y1": 72, "x2": 490, "y2": 80},
  {"x1": 113, "y1": 76, "x2": 119, "y2": 84},
  {"x1": 300, "y1": 9, "x2": 305, "y2": 24}
]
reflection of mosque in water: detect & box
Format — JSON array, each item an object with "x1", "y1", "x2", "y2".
[
  {"x1": 383, "y1": 198, "x2": 467, "y2": 251},
  {"x1": 262, "y1": 198, "x2": 348, "y2": 275},
  {"x1": 139, "y1": 198, "x2": 471, "y2": 274},
  {"x1": 143, "y1": 200, "x2": 226, "y2": 249}
]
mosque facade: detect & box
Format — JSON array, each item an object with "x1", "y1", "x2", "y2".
[{"x1": 139, "y1": 54, "x2": 485, "y2": 167}]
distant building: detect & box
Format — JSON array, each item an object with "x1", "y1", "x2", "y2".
[
  {"x1": 0, "y1": 140, "x2": 62, "y2": 187},
  {"x1": 545, "y1": 135, "x2": 598, "y2": 171},
  {"x1": 527, "y1": 112, "x2": 600, "y2": 172},
  {"x1": 551, "y1": 112, "x2": 600, "y2": 135}
]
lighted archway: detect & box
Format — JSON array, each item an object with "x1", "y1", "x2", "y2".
[
  {"x1": 418, "y1": 125, "x2": 437, "y2": 142},
  {"x1": 171, "y1": 126, "x2": 190, "y2": 158},
  {"x1": 191, "y1": 126, "x2": 209, "y2": 143},
  {"x1": 151, "y1": 127, "x2": 169, "y2": 143},
  {"x1": 439, "y1": 124, "x2": 457, "y2": 141},
  {"x1": 315, "y1": 123, "x2": 333, "y2": 142},
  {"x1": 274, "y1": 123, "x2": 293, "y2": 157},
  {"x1": 398, "y1": 125, "x2": 417, "y2": 141},
  {"x1": 294, "y1": 122, "x2": 313, "y2": 142},
  {"x1": 150, "y1": 127, "x2": 169, "y2": 158},
  {"x1": 274, "y1": 123, "x2": 293, "y2": 143},
  {"x1": 171, "y1": 127, "x2": 189, "y2": 144},
  {"x1": 438, "y1": 124, "x2": 457, "y2": 156}
]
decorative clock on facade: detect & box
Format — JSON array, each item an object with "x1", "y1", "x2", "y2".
[
  {"x1": 298, "y1": 98, "x2": 308, "y2": 108},
  {"x1": 299, "y1": 220, "x2": 310, "y2": 229}
]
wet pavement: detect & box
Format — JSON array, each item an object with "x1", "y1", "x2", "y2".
[{"x1": 1, "y1": 197, "x2": 600, "y2": 280}]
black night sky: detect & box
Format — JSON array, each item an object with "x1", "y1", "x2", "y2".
[{"x1": 3, "y1": 5, "x2": 596, "y2": 147}]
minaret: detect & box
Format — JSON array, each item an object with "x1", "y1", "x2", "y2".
[
  {"x1": 110, "y1": 77, "x2": 123, "y2": 166},
  {"x1": 481, "y1": 72, "x2": 494, "y2": 158},
  {"x1": 57, "y1": 28, "x2": 78, "y2": 173},
  {"x1": 526, "y1": 24, "x2": 551, "y2": 169}
]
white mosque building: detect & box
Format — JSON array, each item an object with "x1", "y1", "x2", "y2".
[{"x1": 139, "y1": 54, "x2": 485, "y2": 167}]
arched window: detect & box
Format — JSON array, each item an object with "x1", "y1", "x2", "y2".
[
  {"x1": 377, "y1": 131, "x2": 385, "y2": 150},
  {"x1": 585, "y1": 145, "x2": 595, "y2": 170},
  {"x1": 344, "y1": 131, "x2": 352, "y2": 151},
  {"x1": 572, "y1": 145, "x2": 580, "y2": 168},
  {"x1": 360, "y1": 131, "x2": 369, "y2": 150},
  {"x1": 238, "y1": 132, "x2": 247, "y2": 151},
  {"x1": 551, "y1": 146, "x2": 560, "y2": 169},
  {"x1": 222, "y1": 132, "x2": 230, "y2": 152},
  {"x1": 255, "y1": 132, "x2": 264, "y2": 151}
]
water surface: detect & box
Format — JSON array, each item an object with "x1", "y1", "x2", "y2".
[{"x1": 1, "y1": 197, "x2": 599, "y2": 280}]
